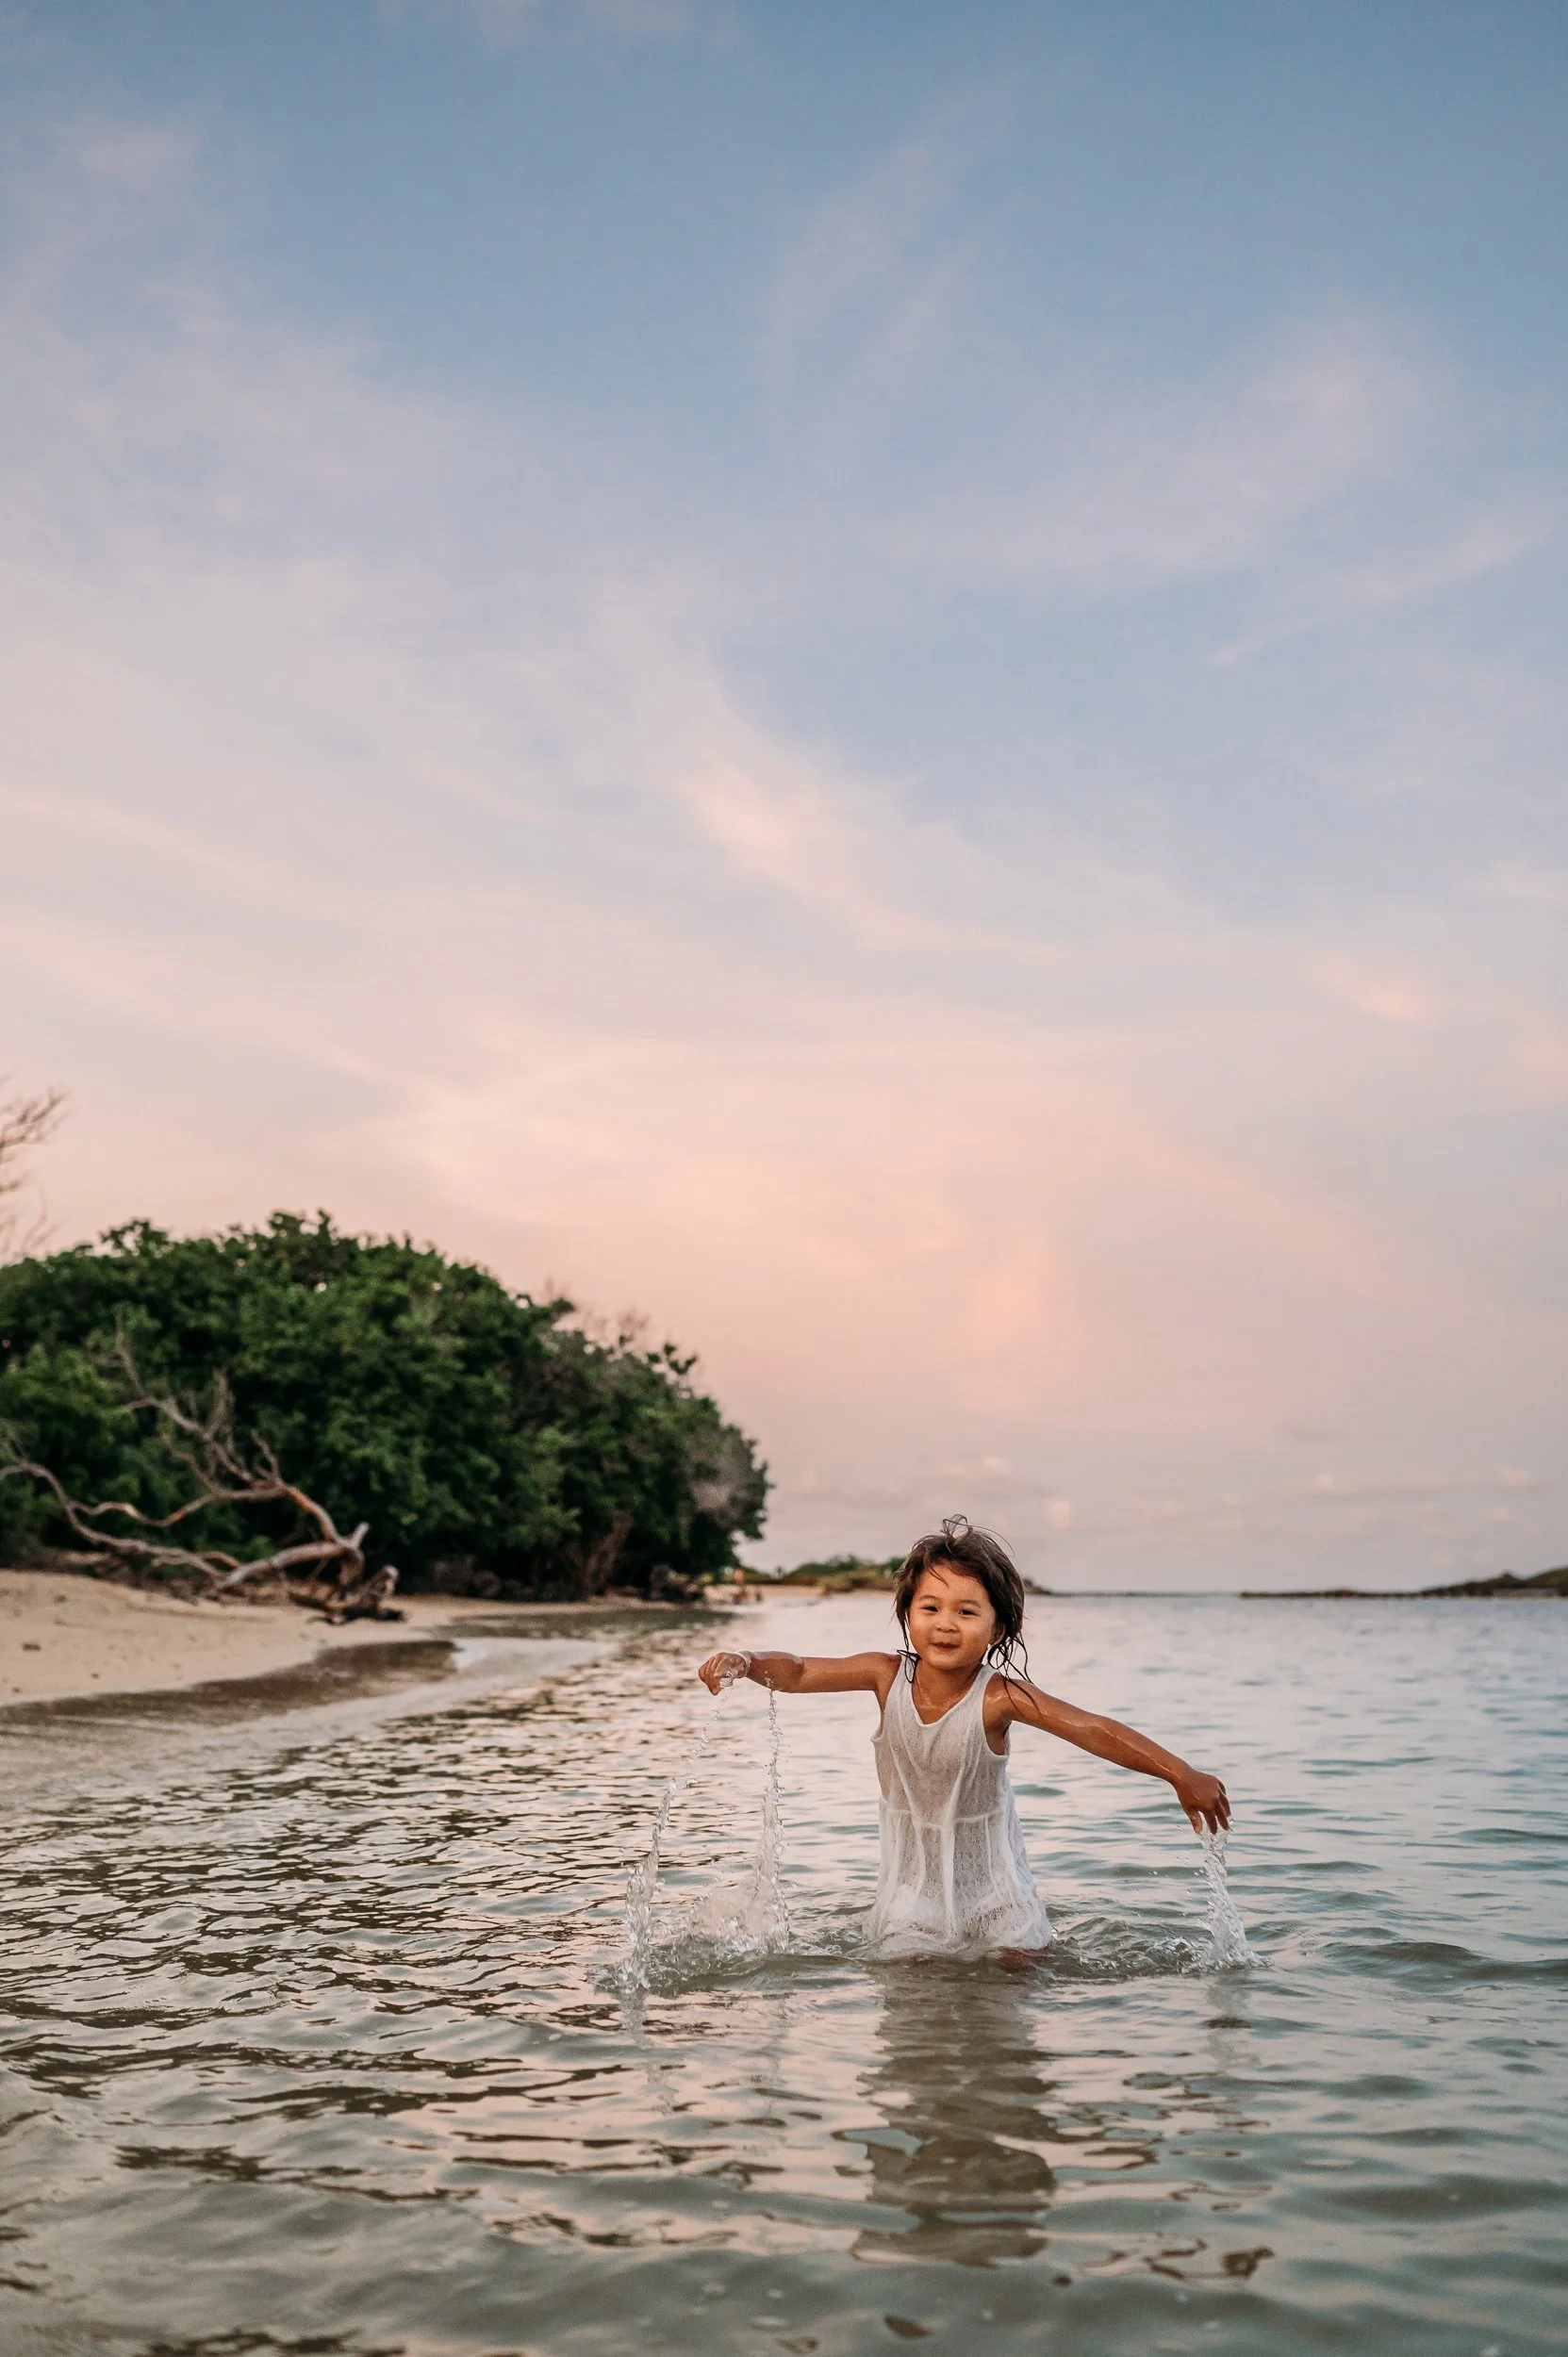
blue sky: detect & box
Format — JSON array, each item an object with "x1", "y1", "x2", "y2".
[{"x1": 4, "y1": 2, "x2": 1567, "y2": 1585}]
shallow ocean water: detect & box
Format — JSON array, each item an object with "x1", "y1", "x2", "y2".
[{"x1": 0, "y1": 1591, "x2": 1564, "y2": 2357}]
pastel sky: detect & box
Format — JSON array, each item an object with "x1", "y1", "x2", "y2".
[{"x1": 4, "y1": 2, "x2": 1566, "y2": 1588}]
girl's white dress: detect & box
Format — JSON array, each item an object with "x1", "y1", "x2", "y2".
[{"x1": 867, "y1": 1663, "x2": 1052, "y2": 1955}]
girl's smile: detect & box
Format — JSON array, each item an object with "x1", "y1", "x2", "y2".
[{"x1": 907, "y1": 1564, "x2": 999, "y2": 1674}]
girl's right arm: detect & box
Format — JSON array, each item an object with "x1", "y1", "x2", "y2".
[{"x1": 698, "y1": 1647, "x2": 897, "y2": 1699}]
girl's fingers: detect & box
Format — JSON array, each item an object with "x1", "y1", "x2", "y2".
[{"x1": 1184, "y1": 1789, "x2": 1231, "y2": 1836}]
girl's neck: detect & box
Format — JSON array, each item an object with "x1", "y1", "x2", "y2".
[{"x1": 910, "y1": 1654, "x2": 985, "y2": 1717}]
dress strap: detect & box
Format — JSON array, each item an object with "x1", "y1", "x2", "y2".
[{"x1": 961, "y1": 1663, "x2": 995, "y2": 1717}]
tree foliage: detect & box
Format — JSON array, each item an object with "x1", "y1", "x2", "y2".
[{"x1": 0, "y1": 1215, "x2": 767, "y2": 1596}]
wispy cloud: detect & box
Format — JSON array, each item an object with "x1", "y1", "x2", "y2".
[
  {"x1": 1214, "y1": 502, "x2": 1558, "y2": 664},
  {"x1": 882, "y1": 309, "x2": 1430, "y2": 593},
  {"x1": 384, "y1": 0, "x2": 714, "y2": 47},
  {"x1": 759, "y1": 110, "x2": 1455, "y2": 602},
  {"x1": 3, "y1": 104, "x2": 1566, "y2": 1588},
  {"x1": 763, "y1": 94, "x2": 1005, "y2": 386}
]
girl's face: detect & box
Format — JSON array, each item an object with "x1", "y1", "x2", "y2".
[{"x1": 906, "y1": 1561, "x2": 999, "y2": 1673}]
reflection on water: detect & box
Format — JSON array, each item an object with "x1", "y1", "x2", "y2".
[
  {"x1": 853, "y1": 1964, "x2": 1057, "y2": 2266},
  {"x1": 0, "y1": 1592, "x2": 1564, "y2": 2357}
]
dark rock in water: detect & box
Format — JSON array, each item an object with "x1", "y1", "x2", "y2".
[{"x1": 648, "y1": 1563, "x2": 706, "y2": 1604}]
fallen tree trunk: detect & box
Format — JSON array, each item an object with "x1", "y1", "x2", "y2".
[
  {"x1": 0, "y1": 1336, "x2": 401, "y2": 1619},
  {"x1": 569, "y1": 1505, "x2": 633, "y2": 1597}
]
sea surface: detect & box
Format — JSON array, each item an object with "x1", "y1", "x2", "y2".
[{"x1": 0, "y1": 1591, "x2": 1564, "y2": 2357}]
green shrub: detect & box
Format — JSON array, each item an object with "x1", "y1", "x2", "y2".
[{"x1": 0, "y1": 1214, "x2": 766, "y2": 1595}]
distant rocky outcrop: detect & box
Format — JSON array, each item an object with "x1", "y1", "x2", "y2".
[
  {"x1": 763, "y1": 1554, "x2": 1054, "y2": 1596},
  {"x1": 1246, "y1": 1563, "x2": 1568, "y2": 1600},
  {"x1": 770, "y1": 1554, "x2": 901, "y2": 1592},
  {"x1": 1417, "y1": 1563, "x2": 1568, "y2": 1598}
]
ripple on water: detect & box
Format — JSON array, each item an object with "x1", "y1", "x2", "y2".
[{"x1": 0, "y1": 1593, "x2": 1564, "y2": 2357}]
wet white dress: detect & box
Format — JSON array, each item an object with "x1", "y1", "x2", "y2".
[{"x1": 867, "y1": 1664, "x2": 1052, "y2": 1955}]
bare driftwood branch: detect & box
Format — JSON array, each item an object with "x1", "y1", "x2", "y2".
[
  {"x1": 0, "y1": 1329, "x2": 399, "y2": 1618},
  {"x1": 0, "y1": 1080, "x2": 66, "y2": 1261}
]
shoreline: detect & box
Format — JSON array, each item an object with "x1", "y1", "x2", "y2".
[
  {"x1": 0, "y1": 1570, "x2": 709, "y2": 1714},
  {"x1": 10, "y1": 1565, "x2": 1555, "y2": 1723}
]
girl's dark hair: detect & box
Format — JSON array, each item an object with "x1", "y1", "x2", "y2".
[{"x1": 893, "y1": 1514, "x2": 1031, "y2": 1683}]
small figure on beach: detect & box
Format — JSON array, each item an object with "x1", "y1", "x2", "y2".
[{"x1": 698, "y1": 1516, "x2": 1230, "y2": 1956}]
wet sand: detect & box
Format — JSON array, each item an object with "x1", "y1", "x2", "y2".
[
  {"x1": 0, "y1": 1568, "x2": 490, "y2": 1708},
  {"x1": 0, "y1": 1570, "x2": 706, "y2": 1714}
]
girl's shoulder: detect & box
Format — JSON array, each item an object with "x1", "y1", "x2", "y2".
[
  {"x1": 857, "y1": 1649, "x2": 904, "y2": 1702},
  {"x1": 981, "y1": 1665, "x2": 1036, "y2": 1722},
  {"x1": 980, "y1": 1667, "x2": 1024, "y2": 1755}
]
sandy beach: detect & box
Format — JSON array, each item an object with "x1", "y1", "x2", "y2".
[{"x1": 0, "y1": 1570, "x2": 549, "y2": 1709}]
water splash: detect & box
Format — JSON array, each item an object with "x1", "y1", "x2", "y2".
[
  {"x1": 1197, "y1": 1825, "x2": 1251, "y2": 1967},
  {"x1": 618, "y1": 1680, "x2": 791, "y2": 1993},
  {"x1": 1045, "y1": 1914, "x2": 1210, "y2": 1980},
  {"x1": 725, "y1": 1684, "x2": 790, "y2": 1953},
  {"x1": 619, "y1": 1689, "x2": 729, "y2": 1992}
]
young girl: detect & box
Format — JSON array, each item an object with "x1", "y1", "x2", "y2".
[{"x1": 699, "y1": 1516, "x2": 1230, "y2": 1956}]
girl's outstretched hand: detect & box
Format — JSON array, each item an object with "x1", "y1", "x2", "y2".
[
  {"x1": 1175, "y1": 1771, "x2": 1230, "y2": 1837},
  {"x1": 698, "y1": 1649, "x2": 751, "y2": 1694}
]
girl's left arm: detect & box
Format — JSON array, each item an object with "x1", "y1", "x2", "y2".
[{"x1": 999, "y1": 1679, "x2": 1230, "y2": 1834}]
